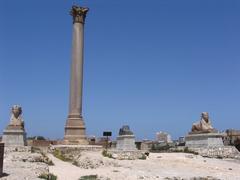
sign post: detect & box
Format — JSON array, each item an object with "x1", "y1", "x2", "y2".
[
  {"x1": 103, "y1": 131, "x2": 112, "y2": 150},
  {"x1": 0, "y1": 143, "x2": 4, "y2": 176}
]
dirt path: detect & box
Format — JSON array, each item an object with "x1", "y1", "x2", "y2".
[{"x1": 47, "y1": 154, "x2": 83, "y2": 180}]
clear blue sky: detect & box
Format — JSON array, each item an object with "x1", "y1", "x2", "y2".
[{"x1": 0, "y1": 0, "x2": 240, "y2": 140}]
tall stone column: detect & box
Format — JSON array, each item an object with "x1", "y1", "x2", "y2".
[{"x1": 64, "y1": 5, "x2": 89, "y2": 144}]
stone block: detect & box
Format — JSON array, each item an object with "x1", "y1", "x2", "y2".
[
  {"x1": 116, "y1": 135, "x2": 137, "y2": 151},
  {"x1": 2, "y1": 129, "x2": 27, "y2": 146},
  {"x1": 185, "y1": 133, "x2": 224, "y2": 148}
]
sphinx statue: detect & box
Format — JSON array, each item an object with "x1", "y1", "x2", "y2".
[
  {"x1": 3, "y1": 105, "x2": 27, "y2": 146},
  {"x1": 8, "y1": 105, "x2": 24, "y2": 129},
  {"x1": 191, "y1": 112, "x2": 216, "y2": 133},
  {"x1": 185, "y1": 112, "x2": 224, "y2": 148},
  {"x1": 119, "y1": 125, "x2": 134, "y2": 136}
]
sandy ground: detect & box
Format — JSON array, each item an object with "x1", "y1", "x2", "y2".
[
  {"x1": 1, "y1": 150, "x2": 48, "y2": 180},
  {"x1": 48, "y1": 151, "x2": 240, "y2": 180}
]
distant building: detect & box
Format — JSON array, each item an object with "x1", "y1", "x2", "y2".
[
  {"x1": 224, "y1": 129, "x2": 240, "y2": 146},
  {"x1": 156, "y1": 131, "x2": 172, "y2": 143},
  {"x1": 140, "y1": 140, "x2": 153, "y2": 151}
]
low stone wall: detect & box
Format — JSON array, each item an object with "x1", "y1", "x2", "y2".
[
  {"x1": 4, "y1": 146, "x2": 31, "y2": 153},
  {"x1": 108, "y1": 150, "x2": 147, "y2": 160},
  {"x1": 49, "y1": 145, "x2": 103, "y2": 156},
  {"x1": 170, "y1": 145, "x2": 240, "y2": 159},
  {"x1": 28, "y1": 140, "x2": 58, "y2": 147},
  {"x1": 189, "y1": 146, "x2": 240, "y2": 159}
]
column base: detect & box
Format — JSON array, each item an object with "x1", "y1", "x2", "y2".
[{"x1": 64, "y1": 115, "x2": 88, "y2": 145}]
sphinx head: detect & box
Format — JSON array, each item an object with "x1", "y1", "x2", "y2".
[
  {"x1": 201, "y1": 112, "x2": 209, "y2": 122},
  {"x1": 11, "y1": 105, "x2": 22, "y2": 119}
]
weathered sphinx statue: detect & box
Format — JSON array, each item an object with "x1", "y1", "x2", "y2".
[
  {"x1": 3, "y1": 105, "x2": 27, "y2": 146},
  {"x1": 119, "y1": 125, "x2": 134, "y2": 136},
  {"x1": 191, "y1": 112, "x2": 217, "y2": 133},
  {"x1": 7, "y1": 105, "x2": 24, "y2": 130},
  {"x1": 186, "y1": 112, "x2": 224, "y2": 148}
]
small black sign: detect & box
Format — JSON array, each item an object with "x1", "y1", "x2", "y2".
[{"x1": 103, "y1": 131, "x2": 112, "y2": 137}]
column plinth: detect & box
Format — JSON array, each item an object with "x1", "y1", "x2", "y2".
[{"x1": 64, "y1": 5, "x2": 89, "y2": 145}]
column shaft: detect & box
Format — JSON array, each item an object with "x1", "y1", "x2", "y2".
[{"x1": 69, "y1": 22, "x2": 84, "y2": 117}]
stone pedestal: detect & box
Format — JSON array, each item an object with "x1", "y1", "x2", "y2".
[
  {"x1": 2, "y1": 129, "x2": 27, "y2": 146},
  {"x1": 185, "y1": 133, "x2": 224, "y2": 148},
  {"x1": 116, "y1": 135, "x2": 137, "y2": 151}
]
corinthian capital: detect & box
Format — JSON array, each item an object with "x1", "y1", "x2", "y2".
[{"x1": 70, "y1": 5, "x2": 89, "y2": 24}]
